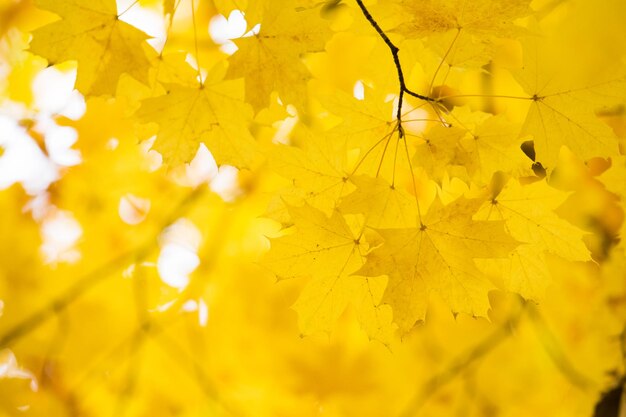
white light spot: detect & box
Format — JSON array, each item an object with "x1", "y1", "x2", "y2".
[
  {"x1": 180, "y1": 298, "x2": 209, "y2": 326},
  {"x1": 154, "y1": 300, "x2": 176, "y2": 312},
  {"x1": 42, "y1": 123, "x2": 81, "y2": 167},
  {"x1": 122, "y1": 263, "x2": 136, "y2": 279},
  {"x1": 0, "y1": 115, "x2": 58, "y2": 194},
  {"x1": 40, "y1": 209, "x2": 82, "y2": 264},
  {"x1": 106, "y1": 137, "x2": 119, "y2": 150},
  {"x1": 185, "y1": 144, "x2": 218, "y2": 187},
  {"x1": 141, "y1": 136, "x2": 163, "y2": 171},
  {"x1": 157, "y1": 219, "x2": 202, "y2": 289},
  {"x1": 403, "y1": 107, "x2": 429, "y2": 136},
  {"x1": 157, "y1": 245, "x2": 199, "y2": 289},
  {"x1": 182, "y1": 299, "x2": 198, "y2": 312},
  {"x1": 209, "y1": 10, "x2": 247, "y2": 42},
  {"x1": 210, "y1": 165, "x2": 241, "y2": 201},
  {"x1": 0, "y1": 349, "x2": 38, "y2": 392},
  {"x1": 61, "y1": 90, "x2": 87, "y2": 120},
  {"x1": 119, "y1": 194, "x2": 151, "y2": 225},
  {"x1": 272, "y1": 115, "x2": 298, "y2": 145},
  {"x1": 24, "y1": 192, "x2": 51, "y2": 221},
  {"x1": 248, "y1": 23, "x2": 261, "y2": 36},
  {"x1": 117, "y1": 0, "x2": 167, "y2": 52},
  {"x1": 198, "y1": 298, "x2": 209, "y2": 326},
  {"x1": 209, "y1": 10, "x2": 259, "y2": 54},
  {"x1": 32, "y1": 67, "x2": 82, "y2": 117},
  {"x1": 353, "y1": 80, "x2": 365, "y2": 100}
]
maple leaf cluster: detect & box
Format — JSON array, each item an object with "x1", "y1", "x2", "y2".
[{"x1": 1, "y1": 0, "x2": 626, "y2": 416}]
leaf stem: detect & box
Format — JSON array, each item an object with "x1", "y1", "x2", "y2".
[
  {"x1": 190, "y1": 0, "x2": 203, "y2": 86},
  {"x1": 118, "y1": 0, "x2": 140, "y2": 18}
]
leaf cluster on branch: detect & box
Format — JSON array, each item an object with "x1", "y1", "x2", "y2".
[{"x1": 1, "y1": 0, "x2": 626, "y2": 415}]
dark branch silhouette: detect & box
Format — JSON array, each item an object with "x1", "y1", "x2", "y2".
[{"x1": 354, "y1": 0, "x2": 437, "y2": 137}]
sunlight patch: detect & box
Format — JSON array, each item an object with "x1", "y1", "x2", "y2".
[{"x1": 157, "y1": 218, "x2": 202, "y2": 289}]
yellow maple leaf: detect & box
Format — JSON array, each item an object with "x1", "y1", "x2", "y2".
[
  {"x1": 412, "y1": 109, "x2": 532, "y2": 184},
  {"x1": 360, "y1": 197, "x2": 518, "y2": 334},
  {"x1": 266, "y1": 126, "x2": 353, "y2": 219},
  {"x1": 387, "y1": 0, "x2": 531, "y2": 67},
  {"x1": 478, "y1": 180, "x2": 591, "y2": 261},
  {"x1": 4, "y1": 0, "x2": 626, "y2": 414},
  {"x1": 29, "y1": 0, "x2": 152, "y2": 96},
  {"x1": 458, "y1": 112, "x2": 531, "y2": 184},
  {"x1": 339, "y1": 175, "x2": 419, "y2": 228},
  {"x1": 263, "y1": 204, "x2": 392, "y2": 341},
  {"x1": 474, "y1": 180, "x2": 591, "y2": 299},
  {"x1": 137, "y1": 74, "x2": 258, "y2": 167},
  {"x1": 391, "y1": 0, "x2": 530, "y2": 39},
  {"x1": 227, "y1": 0, "x2": 332, "y2": 110},
  {"x1": 293, "y1": 273, "x2": 394, "y2": 343},
  {"x1": 413, "y1": 123, "x2": 468, "y2": 182},
  {"x1": 513, "y1": 36, "x2": 624, "y2": 168},
  {"x1": 264, "y1": 204, "x2": 363, "y2": 282},
  {"x1": 322, "y1": 87, "x2": 394, "y2": 156}
]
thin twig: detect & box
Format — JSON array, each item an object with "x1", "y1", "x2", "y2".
[{"x1": 354, "y1": 0, "x2": 436, "y2": 136}]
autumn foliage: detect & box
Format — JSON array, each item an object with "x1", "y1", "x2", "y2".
[{"x1": 1, "y1": 0, "x2": 626, "y2": 416}]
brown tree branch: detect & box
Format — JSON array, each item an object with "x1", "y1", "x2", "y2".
[{"x1": 354, "y1": 0, "x2": 437, "y2": 136}]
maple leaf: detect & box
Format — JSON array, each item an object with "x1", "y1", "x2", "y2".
[
  {"x1": 137, "y1": 70, "x2": 258, "y2": 167},
  {"x1": 360, "y1": 197, "x2": 518, "y2": 333},
  {"x1": 30, "y1": 0, "x2": 152, "y2": 96},
  {"x1": 266, "y1": 126, "x2": 353, "y2": 219},
  {"x1": 412, "y1": 107, "x2": 532, "y2": 184},
  {"x1": 474, "y1": 180, "x2": 591, "y2": 299},
  {"x1": 263, "y1": 204, "x2": 392, "y2": 341},
  {"x1": 321, "y1": 87, "x2": 395, "y2": 155},
  {"x1": 413, "y1": 123, "x2": 469, "y2": 182},
  {"x1": 479, "y1": 180, "x2": 591, "y2": 261},
  {"x1": 293, "y1": 273, "x2": 394, "y2": 342},
  {"x1": 226, "y1": 0, "x2": 332, "y2": 110},
  {"x1": 4, "y1": 0, "x2": 626, "y2": 414},
  {"x1": 263, "y1": 204, "x2": 364, "y2": 283},
  {"x1": 456, "y1": 111, "x2": 531, "y2": 184},
  {"x1": 147, "y1": 52, "x2": 203, "y2": 89},
  {"x1": 387, "y1": 0, "x2": 531, "y2": 66},
  {"x1": 339, "y1": 175, "x2": 419, "y2": 228},
  {"x1": 390, "y1": 0, "x2": 530, "y2": 39},
  {"x1": 513, "y1": 36, "x2": 624, "y2": 168}
]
